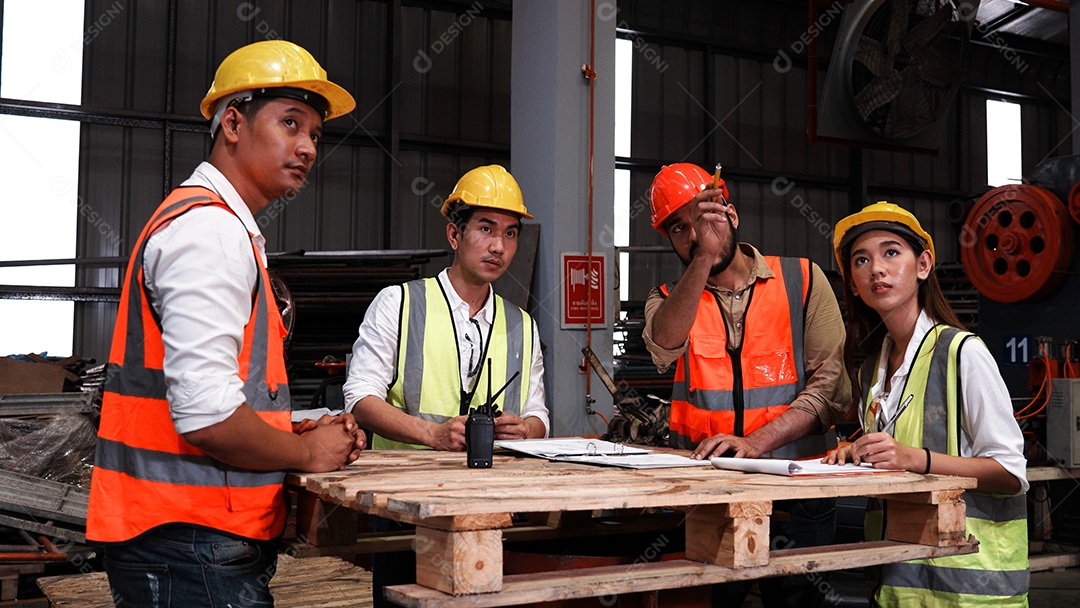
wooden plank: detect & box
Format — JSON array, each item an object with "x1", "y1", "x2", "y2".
[
  {"x1": 0, "y1": 571, "x2": 18, "y2": 601},
  {"x1": 414, "y1": 513, "x2": 513, "y2": 532},
  {"x1": 384, "y1": 540, "x2": 980, "y2": 607},
  {"x1": 685, "y1": 502, "x2": 771, "y2": 568},
  {"x1": 1029, "y1": 552, "x2": 1080, "y2": 571},
  {"x1": 292, "y1": 454, "x2": 975, "y2": 517},
  {"x1": 0, "y1": 513, "x2": 85, "y2": 544},
  {"x1": 1027, "y1": 466, "x2": 1080, "y2": 482},
  {"x1": 291, "y1": 512, "x2": 688, "y2": 557},
  {"x1": 377, "y1": 474, "x2": 975, "y2": 519},
  {"x1": 308, "y1": 462, "x2": 634, "y2": 507},
  {"x1": 872, "y1": 488, "x2": 965, "y2": 505},
  {"x1": 38, "y1": 556, "x2": 371, "y2": 607},
  {"x1": 414, "y1": 527, "x2": 503, "y2": 595},
  {"x1": 295, "y1": 494, "x2": 358, "y2": 546},
  {"x1": 884, "y1": 499, "x2": 968, "y2": 547},
  {"x1": 289, "y1": 450, "x2": 749, "y2": 494},
  {"x1": 384, "y1": 482, "x2": 727, "y2": 517}
]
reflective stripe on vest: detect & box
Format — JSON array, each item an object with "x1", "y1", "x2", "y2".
[
  {"x1": 860, "y1": 326, "x2": 1029, "y2": 606},
  {"x1": 662, "y1": 257, "x2": 830, "y2": 458},
  {"x1": 376, "y1": 277, "x2": 532, "y2": 450},
  {"x1": 87, "y1": 187, "x2": 292, "y2": 544}
]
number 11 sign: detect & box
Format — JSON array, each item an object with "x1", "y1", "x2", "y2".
[{"x1": 562, "y1": 253, "x2": 605, "y2": 328}]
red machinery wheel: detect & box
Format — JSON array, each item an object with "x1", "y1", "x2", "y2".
[
  {"x1": 961, "y1": 184, "x2": 1073, "y2": 303},
  {"x1": 1069, "y1": 180, "x2": 1080, "y2": 225}
]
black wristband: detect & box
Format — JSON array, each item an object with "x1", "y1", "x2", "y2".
[{"x1": 922, "y1": 447, "x2": 932, "y2": 475}]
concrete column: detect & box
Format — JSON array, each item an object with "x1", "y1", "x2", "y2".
[{"x1": 512, "y1": 0, "x2": 616, "y2": 436}]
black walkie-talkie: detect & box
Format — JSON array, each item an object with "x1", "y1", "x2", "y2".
[
  {"x1": 465, "y1": 361, "x2": 520, "y2": 469},
  {"x1": 466, "y1": 360, "x2": 496, "y2": 468},
  {"x1": 465, "y1": 407, "x2": 495, "y2": 468}
]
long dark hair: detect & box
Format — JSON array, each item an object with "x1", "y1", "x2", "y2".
[{"x1": 840, "y1": 232, "x2": 966, "y2": 396}]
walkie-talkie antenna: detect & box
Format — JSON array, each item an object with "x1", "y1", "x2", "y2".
[{"x1": 486, "y1": 359, "x2": 492, "y2": 414}]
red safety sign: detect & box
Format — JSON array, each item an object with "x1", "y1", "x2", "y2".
[{"x1": 562, "y1": 253, "x2": 605, "y2": 328}]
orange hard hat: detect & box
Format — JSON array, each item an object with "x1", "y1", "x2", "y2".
[{"x1": 649, "y1": 163, "x2": 729, "y2": 235}]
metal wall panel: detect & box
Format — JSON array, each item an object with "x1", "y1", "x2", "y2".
[
  {"x1": 31, "y1": 0, "x2": 1073, "y2": 361},
  {"x1": 70, "y1": 0, "x2": 512, "y2": 361},
  {"x1": 393, "y1": 151, "x2": 510, "y2": 278},
  {"x1": 616, "y1": 0, "x2": 1072, "y2": 292},
  {"x1": 1022, "y1": 102, "x2": 1075, "y2": 175},
  {"x1": 398, "y1": 5, "x2": 509, "y2": 143}
]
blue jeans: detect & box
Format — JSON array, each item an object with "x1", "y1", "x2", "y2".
[{"x1": 103, "y1": 525, "x2": 278, "y2": 608}]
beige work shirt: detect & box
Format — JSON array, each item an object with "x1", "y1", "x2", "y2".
[{"x1": 643, "y1": 244, "x2": 850, "y2": 430}]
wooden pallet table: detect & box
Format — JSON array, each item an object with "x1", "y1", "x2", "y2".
[{"x1": 288, "y1": 449, "x2": 979, "y2": 608}]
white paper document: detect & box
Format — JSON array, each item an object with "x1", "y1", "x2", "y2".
[
  {"x1": 495, "y1": 438, "x2": 711, "y2": 469},
  {"x1": 290, "y1": 407, "x2": 342, "y2": 423},
  {"x1": 710, "y1": 457, "x2": 900, "y2": 476}
]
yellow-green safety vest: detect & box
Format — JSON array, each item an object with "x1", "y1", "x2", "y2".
[
  {"x1": 860, "y1": 324, "x2": 1028, "y2": 608},
  {"x1": 376, "y1": 277, "x2": 533, "y2": 450}
]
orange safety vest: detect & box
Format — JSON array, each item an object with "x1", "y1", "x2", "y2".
[
  {"x1": 87, "y1": 186, "x2": 292, "y2": 544},
  {"x1": 661, "y1": 256, "x2": 828, "y2": 458}
]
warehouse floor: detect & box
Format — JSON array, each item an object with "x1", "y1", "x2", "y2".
[
  {"x1": 737, "y1": 566, "x2": 1080, "y2": 607},
  {"x1": 24, "y1": 564, "x2": 1080, "y2": 606},
  {"x1": 1030, "y1": 567, "x2": 1080, "y2": 604}
]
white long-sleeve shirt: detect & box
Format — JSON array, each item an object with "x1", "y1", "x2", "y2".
[
  {"x1": 866, "y1": 310, "x2": 1028, "y2": 494},
  {"x1": 142, "y1": 162, "x2": 263, "y2": 434},
  {"x1": 343, "y1": 269, "x2": 549, "y2": 436}
]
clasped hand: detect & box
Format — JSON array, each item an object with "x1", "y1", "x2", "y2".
[{"x1": 292, "y1": 413, "x2": 366, "y2": 470}]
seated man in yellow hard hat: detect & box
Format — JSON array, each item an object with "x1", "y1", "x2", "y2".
[
  {"x1": 344, "y1": 164, "x2": 549, "y2": 449},
  {"x1": 86, "y1": 40, "x2": 366, "y2": 606},
  {"x1": 343, "y1": 164, "x2": 548, "y2": 606},
  {"x1": 643, "y1": 163, "x2": 849, "y2": 608}
]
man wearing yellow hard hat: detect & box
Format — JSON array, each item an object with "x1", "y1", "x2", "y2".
[
  {"x1": 343, "y1": 164, "x2": 548, "y2": 606},
  {"x1": 87, "y1": 40, "x2": 365, "y2": 606}
]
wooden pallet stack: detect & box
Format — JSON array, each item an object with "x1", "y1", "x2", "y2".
[{"x1": 289, "y1": 449, "x2": 981, "y2": 608}]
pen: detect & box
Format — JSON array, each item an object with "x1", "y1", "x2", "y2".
[
  {"x1": 880, "y1": 394, "x2": 914, "y2": 435},
  {"x1": 861, "y1": 396, "x2": 876, "y2": 436},
  {"x1": 712, "y1": 163, "x2": 727, "y2": 205}
]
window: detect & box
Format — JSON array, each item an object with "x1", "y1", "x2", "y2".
[
  {"x1": 0, "y1": 0, "x2": 85, "y2": 357},
  {"x1": 613, "y1": 37, "x2": 632, "y2": 356},
  {"x1": 614, "y1": 37, "x2": 632, "y2": 303},
  {"x1": 986, "y1": 99, "x2": 1022, "y2": 186}
]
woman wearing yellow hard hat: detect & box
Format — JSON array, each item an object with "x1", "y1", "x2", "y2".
[{"x1": 826, "y1": 202, "x2": 1029, "y2": 607}]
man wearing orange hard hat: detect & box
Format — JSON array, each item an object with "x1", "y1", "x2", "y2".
[
  {"x1": 343, "y1": 164, "x2": 548, "y2": 606},
  {"x1": 87, "y1": 40, "x2": 365, "y2": 606},
  {"x1": 643, "y1": 163, "x2": 850, "y2": 608}
]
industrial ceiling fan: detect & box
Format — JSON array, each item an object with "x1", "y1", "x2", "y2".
[{"x1": 815, "y1": 0, "x2": 979, "y2": 151}]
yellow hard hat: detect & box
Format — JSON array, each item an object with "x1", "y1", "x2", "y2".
[
  {"x1": 200, "y1": 40, "x2": 355, "y2": 121},
  {"x1": 833, "y1": 201, "x2": 935, "y2": 276},
  {"x1": 441, "y1": 165, "x2": 532, "y2": 219}
]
